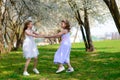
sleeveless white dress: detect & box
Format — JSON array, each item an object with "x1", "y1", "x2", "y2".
[
  {"x1": 23, "y1": 30, "x2": 39, "y2": 59},
  {"x1": 54, "y1": 33, "x2": 71, "y2": 64}
]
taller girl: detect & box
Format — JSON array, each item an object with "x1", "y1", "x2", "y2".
[
  {"x1": 45, "y1": 20, "x2": 74, "y2": 73},
  {"x1": 22, "y1": 20, "x2": 42, "y2": 76}
]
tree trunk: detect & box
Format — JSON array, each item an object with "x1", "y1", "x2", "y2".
[
  {"x1": 48, "y1": 38, "x2": 53, "y2": 45},
  {"x1": 84, "y1": 8, "x2": 94, "y2": 52},
  {"x1": 0, "y1": 1, "x2": 6, "y2": 54},
  {"x1": 80, "y1": 25, "x2": 89, "y2": 51},
  {"x1": 13, "y1": 32, "x2": 23, "y2": 50},
  {"x1": 68, "y1": 0, "x2": 89, "y2": 51},
  {"x1": 57, "y1": 29, "x2": 61, "y2": 43},
  {"x1": 76, "y1": 10, "x2": 89, "y2": 51},
  {"x1": 103, "y1": 0, "x2": 120, "y2": 34}
]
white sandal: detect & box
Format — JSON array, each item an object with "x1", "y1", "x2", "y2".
[
  {"x1": 33, "y1": 68, "x2": 39, "y2": 74},
  {"x1": 56, "y1": 66, "x2": 65, "y2": 73}
]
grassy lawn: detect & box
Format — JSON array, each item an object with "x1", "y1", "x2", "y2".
[{"x1": 0, "y1": 40, "x2": 120, "y2": 80}]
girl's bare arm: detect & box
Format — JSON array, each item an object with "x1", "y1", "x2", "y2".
[
  {"x1": 45, "y1": 30, "x2": 67, "y2": 38},
  {"x1": 25, "y1": 30, "x2": 38, "y2": 38}
]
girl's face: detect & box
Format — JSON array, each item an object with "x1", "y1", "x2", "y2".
[
  {"x1": 27, "y1": 22, "x2": 33, "y2": 29},
  {"x1": 61, "y1": 22, "x2": 66, "y2": 29}
]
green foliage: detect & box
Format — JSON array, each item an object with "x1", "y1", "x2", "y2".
[{"x1": 0, "y1": 40, "x2": 120, "y2": 80}]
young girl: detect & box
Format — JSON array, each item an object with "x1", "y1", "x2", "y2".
[
  {"x1": 23, "y1": 20, "x2": 43, "y2": 76},
  {"x1": 45, "y1": 20, "x2": 74, "y2": 73}
]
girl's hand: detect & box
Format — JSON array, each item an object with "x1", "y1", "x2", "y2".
[{"x1": 44, "y1": 29, "x2": 67, "y2": 38}]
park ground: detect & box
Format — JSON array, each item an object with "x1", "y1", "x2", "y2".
[{"x1": 0, "y1": 40, "x2": 120, "y2": 80}]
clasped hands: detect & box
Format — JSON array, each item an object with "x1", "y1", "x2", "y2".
[{"x1": 35, "y1": 34, "x2": 50, "y2": 38}]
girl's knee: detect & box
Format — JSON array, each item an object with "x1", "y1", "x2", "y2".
[
  {"x1": 27, "y1": 58, "x2": 31, "y2": 60},
  {"x1": 27, "y1": 58, "x2": 31, "y2": 61}
]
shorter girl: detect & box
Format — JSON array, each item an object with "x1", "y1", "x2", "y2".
[
  {"x1": 23, "y1": 20, "x2": 43, "y2": 76},
  {"x1": 45, "y1": 20, "x2": 74, "y2": 73}
]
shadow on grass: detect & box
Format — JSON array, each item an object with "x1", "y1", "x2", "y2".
[{"x1": 0, "y1": 43, "x2": 120, "y2": 80}]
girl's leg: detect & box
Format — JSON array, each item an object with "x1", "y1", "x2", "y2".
[
  {"x1": 66, "y1": 62, "x2": 74, "y2": 72},
  {"x1": 24, "y1": 58, "x2": 31, "y2": 72},
  {"x1": 33, "y1": 57, "x2": 38, "y2": 69},
  {"x1": 33, "y1": 57, "x2": 39, "y2": 74},
  {"x1": 58, "y1": 63, "x2": 63, "y2": 69},
  {"x1": 67, "y1": 62, "x2": 72, "y2": 68}
]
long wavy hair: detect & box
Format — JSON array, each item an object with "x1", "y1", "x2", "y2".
[
  {"x1": 23, "y1": 20, "x2": 32, "y2": 34},
  {"x1": 61, "y1": 20, "x2": 71, "y2": 32},
  {"x1": 22, "y1": 20, "x2": 32, "y2": 40}
]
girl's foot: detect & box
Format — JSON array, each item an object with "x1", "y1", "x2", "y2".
[
  {"x1": 66, "y1": 67, "x2": 74, "y2": 72},
  {"x1": 56, "y1": 66, "x2": 65, "y2": 73},
  {"x1": 33, "y1": 68, "x2": 39, "y2": 74},
  {"x1": 23, "y1": 71, "x2": 30, "y2": 76}
]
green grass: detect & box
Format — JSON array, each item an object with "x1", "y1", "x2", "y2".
[{"x1": 0, "y1": 40, "x2": 120, "y2": 80}]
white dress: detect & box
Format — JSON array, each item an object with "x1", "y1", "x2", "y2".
[{"x1": 23, "y1": 29, "x2": 39, "y2": 59}]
